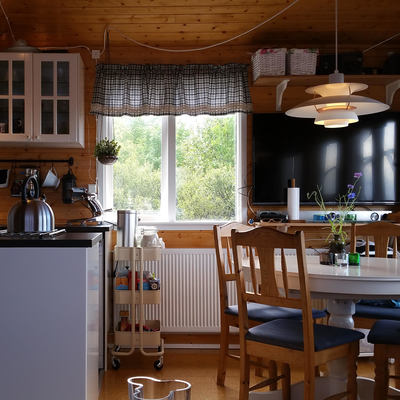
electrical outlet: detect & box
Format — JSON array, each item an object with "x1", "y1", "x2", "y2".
[{"x1": 91, "y1": 49, "x2": 101, "y2": 59}]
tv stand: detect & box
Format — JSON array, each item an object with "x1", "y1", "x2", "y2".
[{"x1": 256, "y1": 210, "x2": 391, "y2": 223}]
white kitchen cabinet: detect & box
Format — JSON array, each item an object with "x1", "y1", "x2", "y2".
[{"x1": 0, "y1": 52, "x2": 84, "y2": 148}]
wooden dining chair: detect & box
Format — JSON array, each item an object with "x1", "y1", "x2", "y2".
[
  {"x1": 367, "y1": 320, "x2": 400, "y2": 399},
  {"x1": 350, "y1": 221, "x2": 400, "y2": 259},
  {"x1": 231, "y1": 227, "x2": 364, "y2": 400},
  {"x1": 350, "y1": 221, "x2": 400, "y2": 388},
  {"x1": 213, "y1": 223, "x2": 326, "y2": 387}
]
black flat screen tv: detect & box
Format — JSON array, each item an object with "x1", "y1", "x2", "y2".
[{"x1": 252, "y1": 111, "x2": 400, "y2": 205}]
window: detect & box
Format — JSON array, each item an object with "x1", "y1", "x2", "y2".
[{"x1": 99, "y1": 113, "x2": 246, "y2": 226}]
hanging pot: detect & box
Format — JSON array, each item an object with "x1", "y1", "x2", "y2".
[
  {"x1": 7, "y1": 175, "x2": 55, "y2": 233},
  {"x1": 97, "y1": 155, "x2": 118, "y2": 165}
]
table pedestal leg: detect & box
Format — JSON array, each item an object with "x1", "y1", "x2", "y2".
[{"x1": 326, "y1": 299, "x2": 356, "y2": 380}]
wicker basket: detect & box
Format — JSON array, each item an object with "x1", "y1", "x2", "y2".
[
  {"x1": 287, "y1": 48, "x2": 319, "y2": 75},
  {"x1": 251, "y1": 48, "x2": 287, "y2": 81}
]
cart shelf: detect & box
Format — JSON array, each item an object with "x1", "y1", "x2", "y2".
[
  {"x1": 114, "y1": 246, "x2": 161, "y2": 262},
  {"x1": 111, "y1": 245, "x2": 164, "y2": 370},
  {"x1": 114, "y1": 289, "x2": 161, "y2": 304},
  {"x1": 115, "y1": 320, "x2": 161, "y2": 347}
]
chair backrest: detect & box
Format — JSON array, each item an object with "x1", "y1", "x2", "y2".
[
  {"x1": 213, "y1": 222, "x2": 255, "y2": 311},
  {"x1": 350, "y1": 221, "x2": 400, "y2": 258},
  {"x1": 231, "y1": 227, "x2": 315, "y2": 357}
]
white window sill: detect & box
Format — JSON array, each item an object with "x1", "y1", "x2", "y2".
[{"x1": 102, "y1": 211, "x2": 231, "y2": 230}]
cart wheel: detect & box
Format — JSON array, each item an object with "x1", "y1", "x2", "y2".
[
  {"x1": 154, "y1": 358, "x2": 163, "y2": 370},
  {"x1": 112, "y1": 357, "x2": 121, "y2": 370}
]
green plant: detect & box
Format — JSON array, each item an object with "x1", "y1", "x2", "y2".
[
  {"x1": 94, "y1": 138, "x2": 121, "y2": 158},
  {"x1": 307, "y1": 172, "x2": 362, "y2": 243}
]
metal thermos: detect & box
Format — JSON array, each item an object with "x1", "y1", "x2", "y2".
[{"x1": 117, "y1": 210, "x2": 137, "y2": 247}]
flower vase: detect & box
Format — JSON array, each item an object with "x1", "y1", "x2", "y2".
[{"x1": 328, "y1": 234, "x2": 349, "y2": 267}]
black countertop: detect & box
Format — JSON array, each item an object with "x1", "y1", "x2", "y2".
[
  {"x1": 0, "y1": 232, "x2": 102, "y2": 248},
  {"x1": 59, "y1": 223, "x2": 114, "y2": 233}
]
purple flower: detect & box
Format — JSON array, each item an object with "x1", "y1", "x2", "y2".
[
  {"x1": 348, "y1": 192, "x2": 356, "y2": 199},
  {"x1": 354, "y1": 172, "x2": 362, "y2": 178},
  {"x1": 347, "y1": 184, "x2": 354, "y2": 189}
]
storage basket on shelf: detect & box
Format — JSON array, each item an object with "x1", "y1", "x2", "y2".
[
  {"x1": 251, "y1": 48, "x2": 287, "y2": 81},
  {"x1": 287, "y1": 48, "x2": 319, "y2": 75}
]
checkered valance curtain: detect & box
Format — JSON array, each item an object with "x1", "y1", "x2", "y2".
[{"x1": 90, "y1": 63, "x2": 252, "y2": 116}]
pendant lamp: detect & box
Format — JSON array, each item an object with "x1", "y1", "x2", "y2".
[
  {"x1": 4, "y1": 39, "x2": 39, "y2": 53},
  {"x1": 285, "y1": 0, "x2": 389, "y2": 128}
]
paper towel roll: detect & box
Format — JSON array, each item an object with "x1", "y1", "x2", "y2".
[{"x1": 287, "y1": 187, "x2": 300, "y2": 221}]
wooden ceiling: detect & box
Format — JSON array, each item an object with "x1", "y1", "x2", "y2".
[{"x1": 0, "y1": 0, "x2": 399, "y2": 60}]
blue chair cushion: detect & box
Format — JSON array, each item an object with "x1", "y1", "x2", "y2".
[
  {"x1": 357, "y1": 299, "x2": 400, "y2": 308},
  {"x1": 354, "y1": 304, "x2": 400, "y2": 321},
  {"x1": 246, "y1": 318, "x2": 365, "y2": 352},
  {"x1": 225, "y1": 303, "x2": 326, "y2": 322},
  {"x1": 367, "y1": 320, "x2": 400, "y2": 345}
]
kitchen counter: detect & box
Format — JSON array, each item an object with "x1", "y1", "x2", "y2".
[
  {"x1": 0, "y1": 232, "x2": 100, "y2": 400},
  {"x1": 0, "y1": 232, "x2": 102, "y2": 247}
]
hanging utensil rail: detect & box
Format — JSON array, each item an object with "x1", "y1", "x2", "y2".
[{"x1": 0, "y1": 157, "x2": 74, "y2": 166}]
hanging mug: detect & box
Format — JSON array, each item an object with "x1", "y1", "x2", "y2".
[{"x1": 42, "y1": 166, "x2": 60, "y2": 189}]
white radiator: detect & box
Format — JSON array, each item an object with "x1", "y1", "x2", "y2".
[
  {"x1": 115, "y1": 248, "x2": 326, "y2": 333},
  {"x1": 138, "y1": 248, "x2": 236, "y2": 333}
]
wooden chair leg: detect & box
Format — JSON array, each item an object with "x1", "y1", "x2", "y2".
[
  {"x1": 239, "y1": 352, "x2": 250, "y2": 400},
  {"x1": 303, "y1": 363, "x2": 315, "y2": 400},
  {"x1": 394, "y1": 358, "x2": 400, "y2": 389},
  {"x1": 374, "y1": 344, "x2": 389, "y2": 400},
  {"x1": 268, "y1": 360, "x2": 278, "y2": 391},
  {"x1": 346, "y1": 342, "x2": 359, "y2": 400},
  {"x1": 217, "y1": 318, "x2": 230, "y2": 386},
  {"x1": 281, "y1": 363, "x2": 291, "y2": 400}
]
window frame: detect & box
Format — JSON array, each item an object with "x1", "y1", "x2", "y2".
[{"x1": 97, "y1": 113, "x2": 247, "y2": 229}]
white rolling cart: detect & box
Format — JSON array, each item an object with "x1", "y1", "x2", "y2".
[{"x1": 111, "y1": 246, "x2": 164, "y2": 370}]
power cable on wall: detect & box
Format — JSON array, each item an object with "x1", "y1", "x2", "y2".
[{"x1": 103, "y1": 0, "x2": 302, "y2": 54}]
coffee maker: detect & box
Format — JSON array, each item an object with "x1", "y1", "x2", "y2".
[{"x1": 67, "y1": 187, "x2": 104, "y2": 225}]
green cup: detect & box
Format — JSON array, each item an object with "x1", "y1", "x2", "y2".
[{"x1": 349, "y1": 252, "x2": 360, "y2": 266}]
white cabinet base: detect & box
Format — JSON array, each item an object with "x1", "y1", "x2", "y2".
[{"x1": 0, "y1": 245, "x2": 99, "y2": 400}]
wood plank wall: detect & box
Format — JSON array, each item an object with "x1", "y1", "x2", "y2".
[{"x1": 0, "y1": 43, "x2": 399, "y2": 248}]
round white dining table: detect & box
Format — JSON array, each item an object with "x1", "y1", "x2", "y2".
[{"x1": 244, "y1": 255, "x2": 400, "y2": 400}]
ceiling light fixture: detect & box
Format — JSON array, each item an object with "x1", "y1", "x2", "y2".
[
  {"x1": 4, "y1": 39, "x2": 39, "y2": 53},
  {"x1": 285, "y1": 0, "x2": 389, "y2": 128}
]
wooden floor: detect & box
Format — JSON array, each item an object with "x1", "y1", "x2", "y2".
[{"x1": 99, "y1": 349, "x2": 379, "y2": 400}]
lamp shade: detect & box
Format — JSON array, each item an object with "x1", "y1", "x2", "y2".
[
  {"x1": 285, "y1": 94, "x2": 390, "y2": 118},
  {"x1": 4, "y1": 39, "x2": 39, "y2": 53},
  {"x1": 305, "y1": 81, "x2": 368, "y2": 96},
  {"x1": 314, "y1": 109, "x2": 358, "y2": 128}
]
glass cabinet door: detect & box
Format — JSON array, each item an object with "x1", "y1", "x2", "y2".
[
  {"x1": 0, "y1": 54, "x2": 32, "y2": 141},
  {"x1": 32, "y1": 53, "x2": 83, "y2": 146},
  {"x1": 37, "y1": 59, "x2": 71, "y2": 136}
]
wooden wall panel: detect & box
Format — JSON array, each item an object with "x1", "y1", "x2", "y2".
[
  {"x1": 0, "y1": 20, "x2": 399, "y2": 242},
  {"x1": 110, "y1": 229, "x2": 214, "y2": 248}
]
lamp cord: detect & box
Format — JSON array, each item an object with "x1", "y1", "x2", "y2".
[
  {"x1": 0, "y1": 0, "x2": 15, "y2": 42},
  {"x1": 363, "y1": 32, "x2": 400, "y2": 54},
  {"x1": 104, "y1": 0, "x2": 301, "y2": 54},
  {"x1": 335, "y1": 0, "x2": 338, "y2": 73}
]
